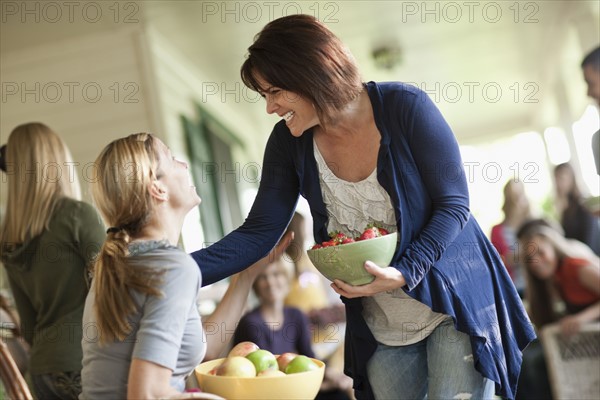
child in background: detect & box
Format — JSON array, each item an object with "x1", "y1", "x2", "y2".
[{"x1": 233, "y1": 256, "x2": 353, "y2": 399}]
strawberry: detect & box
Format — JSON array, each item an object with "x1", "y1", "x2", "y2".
[
  {"x1": 359, "y1": 227, "x2": 381, "y2": 241},
  {"x1": 334, "y1": 232, "x2": 346, "y2": 244},
  {"x1": 377, "y1": 227, "x2": 389, "y2": 236},
  {"x1": 341, "y1": 237, "x2": 355, "y2": 244},
  {"x1": 311, "y1": 244, "x2": 323, "y2": 250},
  {"x1": 321, "y1": 240, "x2": 337, "y2": 247}
]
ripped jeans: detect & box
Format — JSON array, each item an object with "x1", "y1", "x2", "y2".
[{"x1": 366, "y1": 318, "x2": 495, "y2": 400}]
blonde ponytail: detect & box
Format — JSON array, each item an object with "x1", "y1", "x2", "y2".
[{"x1": 90, "y1": 133, "x2": 165, "y2": 344}]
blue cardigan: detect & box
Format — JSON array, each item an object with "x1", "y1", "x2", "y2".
[{"x1": 192, "y1": 81, "x2": 536, "y2": 400}]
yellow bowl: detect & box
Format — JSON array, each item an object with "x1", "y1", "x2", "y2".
[
  {"x1": 195, "y1": 357, "x2": 325, "y2": 400},
  {"x1": 307, "y1": 232, "x2": 398, "y2": 285}
]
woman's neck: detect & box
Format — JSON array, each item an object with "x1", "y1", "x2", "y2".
[
  {"x1": 317, "y1": 88, "x2": 371, "y2": 138},
  {"x1": 134, "y1": 209, "x2": 183, "y2": 246},
  {"x1": 259, "y1": 302, "x2": 285, "y2": 323}
]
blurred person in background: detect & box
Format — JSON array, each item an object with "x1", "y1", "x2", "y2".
[
  {"x1": 189, "y1": 14, "x2": 536, "y2": 400},
  {"x1": 490, "y1": 180, "x2": 532, "y2": 297},
  {"x1": 553, "y1": 162, "x2": 600, "y2": 255},
  {"x1": 0, "y1": 123, "x2": 105, "y2": 399},
  {"x1": 518, "y1": 219, "x2": 599, "y2": 336},
  {"x1": 283, "y1": 211, "x2": 331, "y2": 312},
  {"x1": 233, "y1": 255, "x2": 353, "y2": 400},
  {"x1": 581, "y1": 46, "x2": 600, "y2": 175},
  {"x1": 80, "y1": 133, "x2": 291, "y2": 399},
  {"x1": 515, "y1": 218, "x2": 600, "y2": 399}
]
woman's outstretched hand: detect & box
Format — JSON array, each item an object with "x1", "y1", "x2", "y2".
[{"x1": 330, "y1": 260, "x2": 406, "y2": 298}]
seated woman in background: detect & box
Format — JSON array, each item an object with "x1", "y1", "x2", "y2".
[
  {"x1": 80, "y1": 133, "x2": 291, "y2": 399},
  {"x1": 233, "y1": 255, "x2": 352, "y2": 400},
  {"x1": 0, "y1": 123, "x2": 105, "y2": 399},
  {"x1": 490, "y1": 180, "x2": 532, "y2": 297},
  {"x1": 515, "y1": 219, "x2": 600, "y2": 400},
  {"x1": 518, "y1": 218, "x2": 600, "y2": 335},
  {"x1": 553, "y1": 162, "x2": 600, "y2": 255}
]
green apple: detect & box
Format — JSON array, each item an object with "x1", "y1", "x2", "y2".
[
  {"x1": 246, "y1": 349, "x2": 278, "y2": 374},
  {"x1": 284, "y1": 355, "x2": 319, "y2": 374},
  {"x1": 215, "y1": 356, "x2": 256, "y2": 377}
]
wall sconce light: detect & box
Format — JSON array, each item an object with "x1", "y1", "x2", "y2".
[{"x1": 371, "y1": 45, "x2": 403, "y2": 70}]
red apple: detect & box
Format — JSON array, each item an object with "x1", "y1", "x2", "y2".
[
  {"x1": 276, "y1": 352, "x2": 298, "y2": 372},
  {"x1": 228, "y1": 341, "x2": 260, "y2": 358},
  {"x1": 215, "y1": 356, "x2": 256, "y2": 377}
]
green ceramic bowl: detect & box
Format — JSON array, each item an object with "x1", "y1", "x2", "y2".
[{"x1": 307, "y1": 232, "x2": 398, "y2": 286}]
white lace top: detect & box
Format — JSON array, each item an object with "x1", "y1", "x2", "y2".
[{"x1": 314, "y1": 139, "x2": 447, "y2": 345}]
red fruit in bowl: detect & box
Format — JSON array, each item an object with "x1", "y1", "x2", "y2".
[
  {"x1": 228, "y1": 341, "x2": 260, "y2": 358},
  {"x1": 359, "y1": 227, "x2": 380, "y2": 241},
  {"x1": 378, "y1": 227, "x2": 389, "y2": 236},
  {"x1": 276, "y1": 352, "x2": 298, "y2": 372},
  {"x1": 341, "y1": 237, "x2": 355, "y2": 244},
  {"x1": 311, "y1": 244, "x2": 323, "y2": 250}
]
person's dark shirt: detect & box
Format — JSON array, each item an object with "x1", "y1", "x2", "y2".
[{"x1": 233, "y1": 307, "x2": 314, "y2": 357}]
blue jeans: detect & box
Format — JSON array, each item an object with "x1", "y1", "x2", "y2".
[{"x1": 366, "y1": 318, "x2": 495, "y2": 400}]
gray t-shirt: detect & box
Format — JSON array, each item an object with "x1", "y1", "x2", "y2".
[{"x1": 80, "y1": 240, "x2": 205, "y2": 399}]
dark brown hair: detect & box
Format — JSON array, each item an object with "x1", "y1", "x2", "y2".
[{"x1": 241, "y1": 14, "x2": 363, "y2": 125}]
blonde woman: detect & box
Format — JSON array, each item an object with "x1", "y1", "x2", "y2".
[
  {"x1": 80, "y1": 133, "x2": 291, "y2": 399},
  {"x1": 490, "y1": 180, "x2": 532, "y2": 297},
  {"x1": 0, "y1": 122, "x2": 105, "y2": 399}
]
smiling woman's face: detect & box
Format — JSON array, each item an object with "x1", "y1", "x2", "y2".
[
  {"x1": 253, "y1": 260, "x2": 290, "y2": 306},
  {"x1": 523, "y1": 234, "x2": 558, "y2": 280},
  {"x1": 255, "y1": 76, "x2": 320, "y2": 137},
  {"x1": 154, "y1": 139, "x2": 201, "y2": 212}
]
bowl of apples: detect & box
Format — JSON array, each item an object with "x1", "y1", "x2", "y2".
[
  {"x1": 307, "y1": 226, "x2": 398, "y2": 286},
  {"x1": 195, "y1": 342, "x2": 325, "y2": 400}
]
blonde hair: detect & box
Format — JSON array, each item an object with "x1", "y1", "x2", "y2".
[
  {"x1": 90, "y1": 133, "x2": 165, "y2": 343},
  {"x1": 0, "y1": 122, "x2": 81, "y2": 245},
  {"x1": 502, "y1": 180, "x2": 530, "y2": 218}
]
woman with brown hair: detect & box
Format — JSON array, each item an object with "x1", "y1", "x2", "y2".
[
  {"x1": 80, "y1": 133, "x2": 291, "y2": 399},
  {"x1": 189, "y1": 14, "x2": 535, "y2": 400},
  {"x1": 553, "y1": 162, "x2": 600, "y2": 255},
  {"x1": 517, "y1": 219, "x2": 600, "y2": 334},
  {"x1": 0, "y1": 123, "x2": 105, "y2": 399},
  {"x1": 515, "y1": 219, "x2": 599, "y2": 398}
]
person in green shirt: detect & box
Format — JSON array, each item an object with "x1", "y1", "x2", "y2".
[{"x1": 0, "y1": 122, "x2": 105, "y2": 399}]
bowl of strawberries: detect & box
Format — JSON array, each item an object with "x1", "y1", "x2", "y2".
[{"x1": 307, "y1": 225, "x2": 398, "y2": 286}]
